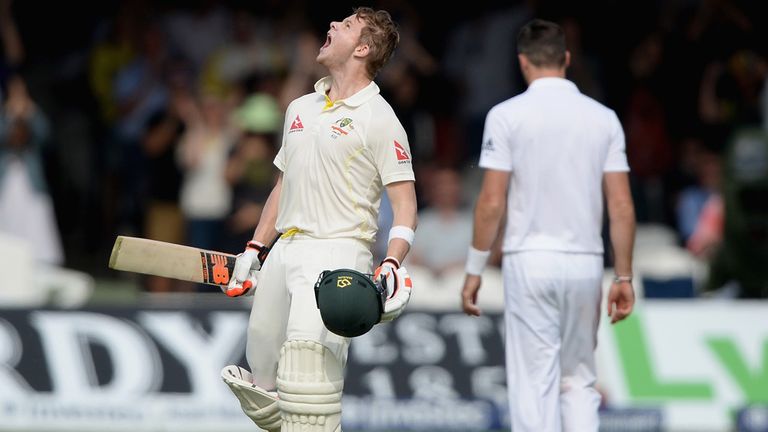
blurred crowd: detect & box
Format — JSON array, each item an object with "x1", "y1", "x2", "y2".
[{"x1": 1, "y1": 0, "x2": 767, "y2": 298}]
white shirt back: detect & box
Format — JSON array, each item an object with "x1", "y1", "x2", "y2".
[{"x1": 479, "y1": 77, "x2": 629, "y2": 254}]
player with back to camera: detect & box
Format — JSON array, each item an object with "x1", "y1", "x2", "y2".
[
  {"x1": 461, "y1": 19, "x2": 636, "y2": 432},
  {"x1": 219, "y1": 7, "x2": 417, "y2": 432}
]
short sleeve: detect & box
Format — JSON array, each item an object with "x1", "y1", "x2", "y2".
[
  {"x1": 273, "y1": 102, "x2": 295, "y2": 172},
  {"x1": 478, "y1": 107, "x2": 513, "y2": 172},
  {"x1": 370, "y1": 114, "x2": 415, "y2": 185},
  {"x1": 604, "y1": 111, "x2": 630, "y2": 172},
  {"x1": 274, "y1": 146, "x2": 286, "y2": 172}
]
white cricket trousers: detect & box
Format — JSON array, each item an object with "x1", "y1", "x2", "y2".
[
  {"x1": 503, "y1": 251, "x2": 603, "y2": 432},
  {"x1": 245, "y1": 235, "x2": 373, "y2": 390}
]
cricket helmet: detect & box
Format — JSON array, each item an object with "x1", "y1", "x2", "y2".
[{"x1": 314, "y1": 269, "x2": 386, "y2": 337}]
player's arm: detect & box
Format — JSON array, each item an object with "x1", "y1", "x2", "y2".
[
  {"x1": 226, "y1": 173, "x2": 282, "y2": 297},
  {"x1": 375, "y1": 180, "x2": 418, "y2": 323},
  {"x1": 604, "y1": 171, "x2": 636, "y2": 323},
  {"x1": 461, "y1": 169, "x2": 511, "y2": 316},
  {"x1": 462, "y1": 106, "x2": 512, "y2": 316},
  {"x1": 462, "y1": 169, "x2": 510, "y2": 316},
  {"x1": 472, "y1": 169, "x2": 509, "y2": 251},
  {"x1": 251, "y1": 173, "x2": 282, "y2": 246},
  {"x1": 377, "y1": 179, "x2": 416, "y2": 322},
  {"x1": 384, "y1": 180, "x2": 418, "y2": 263},
  {"x1": 369, "y1": 113, "x2": 417, "y2": 322}
]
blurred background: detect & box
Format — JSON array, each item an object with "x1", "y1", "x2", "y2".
[{"x1": 1, "y1": 0, "x2": 767, "y2": 431}]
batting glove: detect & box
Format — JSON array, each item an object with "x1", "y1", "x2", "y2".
[
  {"x1": 226, "y1": 240, "x2": 269, "y2": 297},
  {"x1": 375, "y1": 257, "x2": 413, "y2": 322},
  {"x1": 374, "y1": 257, "x2": 399, "y2": 296}
]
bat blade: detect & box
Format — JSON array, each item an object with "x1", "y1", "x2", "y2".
[{"x1": 109, "y1": 236, "x2": 237, "y2": 287}]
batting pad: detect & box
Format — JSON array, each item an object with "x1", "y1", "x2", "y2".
[
  {"x1": 221, "y1": 365, "x2": 281, "y2": 432},
  {"x1": 277, "y1": 340, "x2": 344, "y2": 432}
]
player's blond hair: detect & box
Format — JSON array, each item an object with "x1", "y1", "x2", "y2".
[{"x1": 354, "y1": 7, "x2": 399, "y2": 79}]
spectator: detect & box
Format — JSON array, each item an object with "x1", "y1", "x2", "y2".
[
  {"x1": 624, "y1": 30, "x2": 675, "y2": 223},
  {"x1": 176, "y1": 86, "x2": 236, "y2": 283},
  {"x1": 0, "y1": 0, "x2": 23, "y2": 87},
  {"x1": 276, "y1": 28, "x2": 326, "y2": 110},
  {"x1": 707, "y1": 127, "x2": 768, "y2": 298},
  {"x1": 138, "y1": 77, "x2": 190, "y2": 292},
  {"x1": 222, "y1": 93, "x2": 281, "y2": 253},
  {"x1": 202, "y1": 9, "x2": 287, "y2": 98},
  {"x1": 676, "y1": 140, "x2": 722, "y2": 244},
  {"x1": 560, "y1": 16, "x2": 604, "y2": 102},
  {"x1": 409, "y1": 167, "x2": 473, "y2": 277},
  {"x1": 163, "y1": 1, "x2": 232, "y2": 75},
  {"x1": 0, "y1": 75, "x2": 63, "y2": 264},
  {"x1": 699, "y1": 48, "x2": 767, "y2": 129},
  {"x1": 112, "y1": 23, "x2": 171, "y2": 234},
  {"x1": 686, "y1": 192, "x2": 723, "y2": 260},
  {"x1": 443, "y1": 1, "x2": 533, "y2": 160},
  {"x1": 88, "y1": 1, "x2": 139, "y2": 126}
]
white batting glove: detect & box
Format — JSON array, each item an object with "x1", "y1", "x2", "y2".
[
  {"x1": 226, "y1": 241, "x2": 267, "y2": 297},
  {"x1": 375, "y1": 257, "x2": 413, "y2": 322},
  {"x1": 374, "y1": 257, "x2": 399, "y2": 297}
]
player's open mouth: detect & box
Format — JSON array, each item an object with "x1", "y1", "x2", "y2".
[{"x1": 322, "y1": 34, "x2": 331, "y2": 49}]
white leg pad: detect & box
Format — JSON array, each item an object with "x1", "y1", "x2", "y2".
[
  {"x1": 277, "y1": 340, "x2": 344, "y2": 432},
  {"x1": 221, "y1": 365, "x2": 281, "y2": 432}
]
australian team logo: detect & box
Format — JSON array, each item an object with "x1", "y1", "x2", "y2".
[
  {"x1": 289, "y1": 115, "x2": 304, "y2": 133},
  {"x1": 330, "y1": 117, "x2": 354, "y2": 139},
  {"x1": 394, "y1": 140, "x2": 411, "y2": 164}
]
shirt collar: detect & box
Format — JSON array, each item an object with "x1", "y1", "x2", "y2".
[
  {"x1": 314, "y1": 76, "x2": 380, "y2": 108},
  {"x1": 527, "y1": 77, "x2": 579, "y2": 92}
]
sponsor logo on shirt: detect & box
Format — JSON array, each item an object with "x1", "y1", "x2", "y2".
[
  {"x1": 289, "y1": 115, "x2": 304, "y2": 133},
  {"x1": 394, "y1": 140, "x2": 411, "y2": 164},
  {"x1": 482, "y1": 138, "x2": 494, "y2": 152},
  {"x1": 330, "y1": 117, "x2": 354, "y2": 139}
]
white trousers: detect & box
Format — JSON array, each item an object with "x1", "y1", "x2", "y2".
[
  {"x1": 246, "y1": 236, "x2": 373, "y2": 390},
  {"x1": 503, "y1": 251, "x2": 603, "y2": 432}
]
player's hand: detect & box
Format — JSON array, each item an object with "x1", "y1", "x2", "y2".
[
  {"x1": 226, "y1": 241, "x2": 267, "y2": 297},
  {"x1": 374, "y1": 257, "x2": 399, "y2": 298},
  {"x1": 607, "y1": 280, "x2": 635, "y2": 324},
  {"x1": 375, "y1": 258, "x2": 413, "y2": 322},
  {"x1": 461, "y1": 274, "x2": 482, "y2": 316},
  {"x1": 225, "y1": 268, "x2": 259, "y2": 297}
]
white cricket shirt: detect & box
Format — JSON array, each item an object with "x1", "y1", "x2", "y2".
[
  {"x1": 479, "y1": 77, "x2": 629, "y2": 254},
  {"x1": 274, "y1": 77, "x2": 415, "y2": 242}
]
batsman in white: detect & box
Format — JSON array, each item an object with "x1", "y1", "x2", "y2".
[
  {"x1": 220, "y1": 7, "x2": 417, "y2": 432},
  {"x1": 461, "y1": 19, "x2": 636, "y2": 432}
]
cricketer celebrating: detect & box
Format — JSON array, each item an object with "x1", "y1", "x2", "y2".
[
  {"x1": 461, "y1": 19, "x2": 636, "y2": 431},
  {"x1": 220, "y1": 7, "x2": 417, "y2": 432}
]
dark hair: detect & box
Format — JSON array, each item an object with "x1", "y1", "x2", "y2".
[
  {"x1": 517, "y1": 19, "x2": 567, "y2": 68},
  {"x1": 354, "y1": 7, "x2": 400, "y2": 79}
]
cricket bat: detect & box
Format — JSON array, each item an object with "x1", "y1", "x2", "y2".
[{"x1": 109, "y1": 236, "x2": 239, "y2": 288}]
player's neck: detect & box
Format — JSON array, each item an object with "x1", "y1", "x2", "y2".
[
  {"x1": 326, "y1": 68, "x2": 371, "y2": 101},
  {"x1": 525, "y1": 68, "x2": 566, "y2": 84}
]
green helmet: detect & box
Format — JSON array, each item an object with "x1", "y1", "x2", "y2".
[{"x1": 314, "y1": 269, "x2": 386, "y2": 337}]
